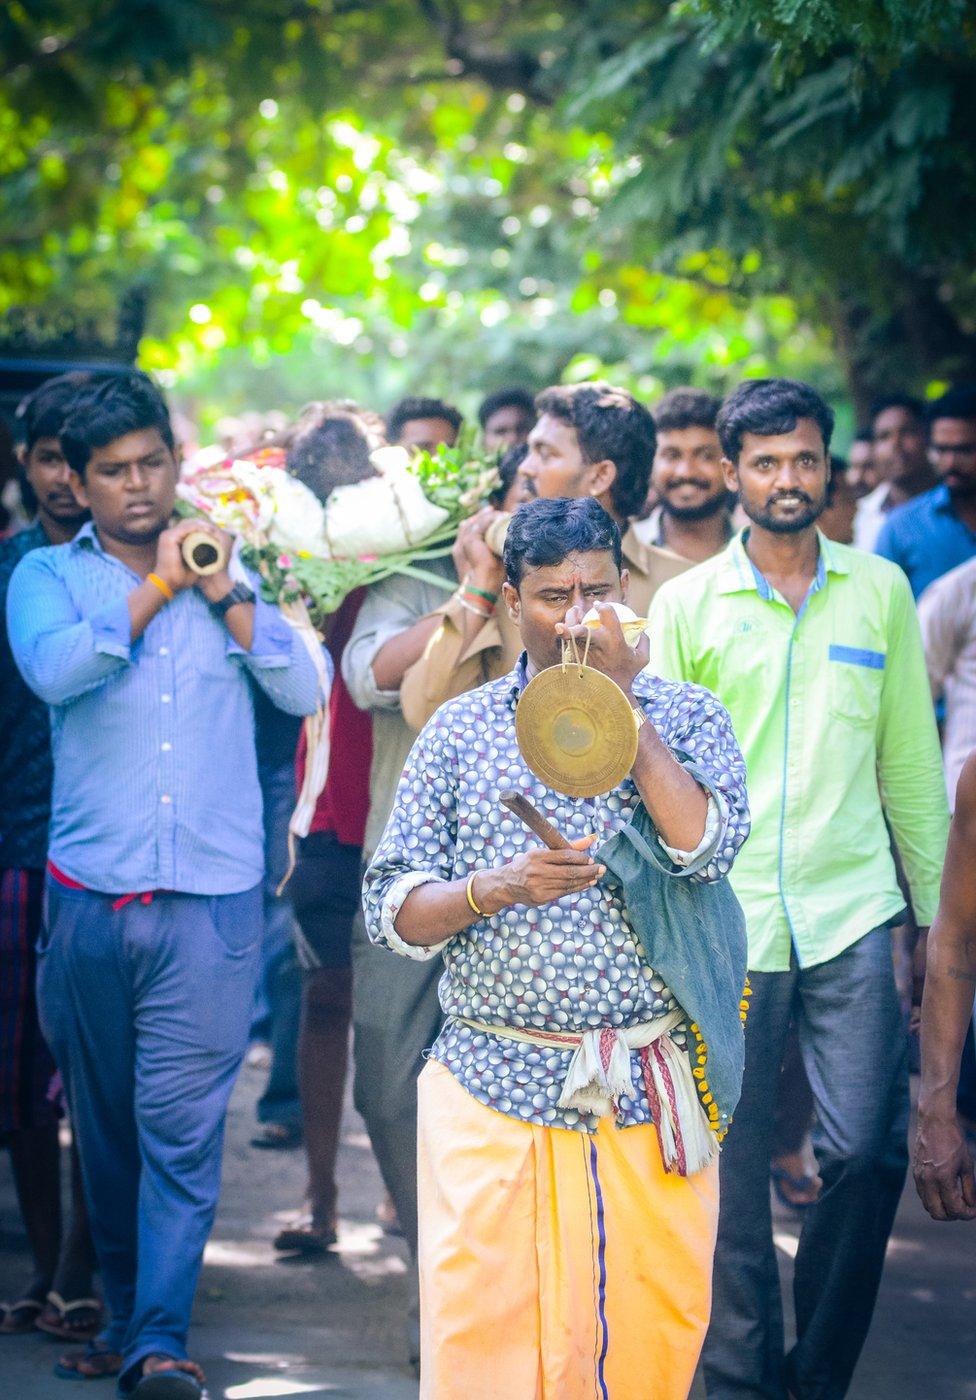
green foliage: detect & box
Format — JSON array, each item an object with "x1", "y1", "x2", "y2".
[{"x1": 2, "y1": 0, "x2": 974, "y2": 420}]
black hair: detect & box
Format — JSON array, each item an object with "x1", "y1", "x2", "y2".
[
  {"x1": 869, "y1": 393, "x2": 925, "y2": 428},
  {"x1": 504, "y1": 496, "x2": 623, "y2": 588},
  {"x1": 716, "y1": 378, "x2": 835, "y2": 462},
  {"x1": 927, "y1": 384, "x2": 976, "y2": 426},
  {"x1": 826, "y1": 453, "x2": 848, "y2": 506},
  {"x1": 385, "y1": 395, "x2": 463, "y2": 445},
  {"x1": 477, "y1": 386, "x2": 536, "y2": 429},
  {"x1": 652, "y1": 387, "x2": 721, "y2": 434},
  {"x1": 58, "y1": 370, "x2": 175, "y2": 478},
  {"x1": 534, "y1": 381, "x2": 655, "y2": 520},
  {"x1": 18, "y1": 372, "x2": 102, "y2": 454},
  {"x1": 491, "y1": 442, "x2": 528, "y2": 507},
  {"x1": 286, "y1": 404, "x2": 375, "y2": 503}
]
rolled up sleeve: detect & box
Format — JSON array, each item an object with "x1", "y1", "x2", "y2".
[
  {"x1": 343, "y1": 573, "x2": 439, "y2": 714},
  {"x1": 7, "y1": 553, "x2": 132, "y2": 705},
  {"x1": 235, "y1": 599, "x2": 329, "y2": 716},
  {"x1": 662, "y1": 690, "x2": 751, "y2": 883},
  {"x1": 363, "y1": 716, "x2": 459, "y2": 954}
]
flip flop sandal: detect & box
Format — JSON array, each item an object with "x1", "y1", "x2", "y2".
[
  {"x1": 771, "y1": 1165, "x2": 820, "y2": 1211},
  {"x1": 36, "y1": 1292, "x2": 103, "y2": 1340},
  {"x1": 53, "y1": 1340, "x2": 123, "y2": 1380},
  {"x1": 273, "y1": 1224, "x2": 337, "y2": 1255},
  {"x1": 130, "y1": 1365, "x2": 205, "y2": 1398},
  {"x1": 0, "y1": 1297, "x2": 44, "y2": 1334}
]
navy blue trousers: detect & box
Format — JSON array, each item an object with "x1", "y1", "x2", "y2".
[{"x1": 37, "y1": 877, "x2": 262, "y2": 1388}]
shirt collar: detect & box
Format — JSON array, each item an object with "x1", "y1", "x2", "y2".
[
  {"x1": 509, "y1": 652, "x2": 531, "y2": 706},
  {"x1": 931, "y1": 482, "x2": 954, "y2": 514},
  {"x1": 716, "y1": 528, "x2": 848, "y2": 598},
  {"x1": 70, "y1": 520, "x2": 102, "y2": 551}
]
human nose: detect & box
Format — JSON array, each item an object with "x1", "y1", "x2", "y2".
[
  {"x1": 773, "y1": 461, "x2": 802, "y2": 490},
  {"x1": 124, "y1": 463, "x2": 148, "y2": 491}
]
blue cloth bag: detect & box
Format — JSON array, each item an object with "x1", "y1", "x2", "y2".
[{"x1": 597, "y1": 801, "x2": 749, "y2": 1137}]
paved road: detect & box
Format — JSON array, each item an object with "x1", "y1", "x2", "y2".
[{"x1": 1, "y1": 1058, "x2": 973, "y2": 1398}]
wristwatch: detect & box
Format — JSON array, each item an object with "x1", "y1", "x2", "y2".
[{"x1": 209, "y1": 582, "x2": 256, "y2": 618}]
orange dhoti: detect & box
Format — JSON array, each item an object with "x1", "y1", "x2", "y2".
[{"x1": 417, "y1": 1058, "x2": 720, "y2": 1400}]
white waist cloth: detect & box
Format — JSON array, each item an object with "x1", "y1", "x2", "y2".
[{"x1": 455, "y1": 1010, "x2": 717, "y2": 1176}]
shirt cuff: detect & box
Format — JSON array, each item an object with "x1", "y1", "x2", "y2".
[
  {"x1": 660, "y1": 793, "x2": 723, "y2": 866},
  {"x1": 90, "y1": 598, "x2": 132, "y2": 660},
  {"x1": 380, "y1": 871, "x2": 452, "y2": 960},
  {"x1": 227, "y1": 597, "x2": 294, "y2": 668}
]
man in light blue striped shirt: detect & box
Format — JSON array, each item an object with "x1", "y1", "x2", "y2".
[{"x1": 7, "y1": 372, "x2": 325, "y2": 1400}]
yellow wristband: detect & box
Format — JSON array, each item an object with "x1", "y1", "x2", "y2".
[
  {"x1": 465, "y1": 872, "x2": 485, "y2": 918},
  {"x1": 147, "y1": 572, "x2": 174, "y2": 602}
]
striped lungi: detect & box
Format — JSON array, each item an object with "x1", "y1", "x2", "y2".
[
  {"x1": 417, "y1": 1058, "x2": 719, "y2": 1400},
  {"x1": 0, "y1": 867, "x2": 60, "y2": 1132}
]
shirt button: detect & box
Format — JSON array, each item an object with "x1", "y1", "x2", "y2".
[
  {"x1": 160, "y1": 794, "x2": 172, "y2": 804},
  {"x1": 161, "y1": 742, "x2": 172, "y2": 752},
  {"x1": 159, "y1": 646, "x2": 169, "y2": 656},
  {"x1": 161, "y1": 693, "x2": 171, "y2": 703}
]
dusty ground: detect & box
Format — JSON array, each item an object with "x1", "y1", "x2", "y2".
[{"x1": 1, "y1": 1056, "x2": 973, "y2": 1398}]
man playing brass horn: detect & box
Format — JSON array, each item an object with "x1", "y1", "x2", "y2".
[{"x1": 363, "y1": 497, "x2": 752, "y2": 1400}]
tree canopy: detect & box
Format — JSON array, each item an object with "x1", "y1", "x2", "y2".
[{"x1": 2, "y1": 0, "x2": 974, "y2": 423}]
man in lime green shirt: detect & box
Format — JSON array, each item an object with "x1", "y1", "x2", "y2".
[{"x1": 648, "y1": 378, "x2": 949, "y2": 1400}]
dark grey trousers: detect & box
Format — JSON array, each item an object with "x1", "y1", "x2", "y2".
[
  {"x1": 350, "y1": 908, "x2": 443, "y2": 1259},
  {"x1": 703, "y1": 926, "x2": 909, "y2": 1400}
]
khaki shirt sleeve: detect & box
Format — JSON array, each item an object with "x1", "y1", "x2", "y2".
[{"x1": 400, "y1": 592, "x2": 504, "y2": 731}]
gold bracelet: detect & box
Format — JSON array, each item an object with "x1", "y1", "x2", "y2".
[
  {"x1": 465, "y1": 871, "x2": 485, "y2": 917},
  {"x1": 147, "y1": 572, "x2": 174, "y2": 602}
]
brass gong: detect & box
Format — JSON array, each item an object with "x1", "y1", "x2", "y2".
[{"x1": 515, "y1": 650, "x2": 639, "y2": 798}]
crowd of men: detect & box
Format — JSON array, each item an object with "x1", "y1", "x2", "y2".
[{"x1": 0, "y1": 366, "x2": 974, "y2": 1399}]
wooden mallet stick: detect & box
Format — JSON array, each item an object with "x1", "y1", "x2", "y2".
[{"x1": 500, "y1": 790, "x2": 572, "y2": 850}]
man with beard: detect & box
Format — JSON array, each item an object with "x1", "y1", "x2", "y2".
[
  {"x1": 876, "y1": 385, "x2": 976, "y2": 597},
  {"x1": 633, "y1": 387, "x2": 732, "y2": 563},
  {"x1": 853, "y1": 395, "x2": 936, "y2": 553},
  {"x1": 648, "y1": 378, "x2": 949, "y2": 1400},
  {"x1": 0, "y1": 374, "x2": 97, "y2": 1343}
]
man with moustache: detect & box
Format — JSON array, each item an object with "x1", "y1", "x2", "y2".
[
  {"x1": 876, "y1": 385, "x2": 976, "y2": 597},
  {"x1": 343, "y1": 381, "x2": 664, "y2": 1366},
  {"x1": 648, "y1": 378, "x2": 949, "y2": 1400},
  {"x1": 397, "y1": 381, "x2": 685, "y2": 733},
  {"x1": 7, "y1": 370, "x2": 323, "y2": 1398},
  {"x1": 633, "y1": 387, "x2": 733, "y2": 564},
  {"x1": 854, "y1": 394, "x2": 936, "y2": 553},
  {"x1": 477, "y1": 386, "x2": 536, "y2": 453},
  {"x1": 0, "y1": 374, "x2": 96, "y2": 1342}
]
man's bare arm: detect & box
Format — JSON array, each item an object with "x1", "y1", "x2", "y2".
[
  {"x1": 369, "y1": 614, "x2": 443, "y2": 692},
  {"x1": 914, "y1": 751, "x2": 976, "y2": 1222}
]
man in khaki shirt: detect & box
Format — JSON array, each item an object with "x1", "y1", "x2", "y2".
[{"x1": 402, "y1": 380, "x2": 692, "y2": 729}]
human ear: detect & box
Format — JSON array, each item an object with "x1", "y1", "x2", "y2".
[
  {"x1": 502, "y1": 580, "x2": 521, "y2": 623},
  {"x1": 586, "y1": 457, "x2": 618, "y2": 501},
  {"x1": 721, "y1": 457, "x2": 738, "y2": 493},
  {"x1": 68, "y1": 469, "x2": 89, "y2": 510}
]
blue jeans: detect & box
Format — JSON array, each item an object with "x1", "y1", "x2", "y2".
[
  {"x1": 37, "y1": 878, "x2": 261, "y2": 1389},
  {"x1": 703, "y1": 926, "x2": 909, "y2": 1400}
]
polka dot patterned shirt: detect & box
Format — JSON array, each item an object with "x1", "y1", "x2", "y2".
[{"x1": 363, "y1": 657, "x2": 750, "y2": 1133}]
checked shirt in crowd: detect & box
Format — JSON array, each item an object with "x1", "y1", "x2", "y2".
[{"x1": 363, "y1": 657, "x2": 750, "y2": 1133}]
